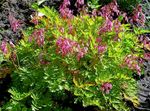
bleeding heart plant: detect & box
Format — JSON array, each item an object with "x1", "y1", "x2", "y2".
[{"x1": 1, "y1": 3, "x2": 149, "y2": 111}]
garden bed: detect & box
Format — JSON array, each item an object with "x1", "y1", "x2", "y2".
[{"x1": 0, "y1": 0, "x2": 150, "y2": 111}]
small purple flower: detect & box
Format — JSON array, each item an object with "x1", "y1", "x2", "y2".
[
  {"x1": 69, "y1": 25, "x2": 73, "y2": 34},
  {"x1": 142, "y1": 37, "x2": 150, "y2": 49},
  {"x1": 76, "y1": 0, "x2": 84, "y2": 6},
  {"x1": 29, "y1": 28, "x2": 45, "y2": 47},
  {"x1": 124, "y1": 55, "x2": 141, "y2": 75},
  {"x1": 113, "y1": 19, "x2": 121, "y2": 33},
  {"x1": 99, "y1": 17, "x2": 113, "y2": 34},
  {"x1": 96, "y1": 37, "x2": 102, "y2": 43},
  {"x1": 8, "y1": 13, "x2": 21, "y2": 32},
  {"x1": 59, "y1": 7, "x2": 73, "y2": 19},
  {"x1": 138, "y1": 58, "x2": 144, "y2": 64},
  {"x1": 100, "y1": 82, "x2": 112, "y2": 94},
  {"x1": 59, "y1": 0, "x2": 73, "y2": 19},
  {"x1": 9, "y1": 41, "x2": 15, "y2": 48},
  {"x1": 56, "y1": 37, "x2": 77, "y2": 56},
  {"x1": 144, "y1": 53, "x2": 150, "y2": 60},
  {"x1": 92, "y1": 9, "x2": 97, "y2": 17},
  {"x1": 63, "y1": 0, "x2": 70, "y2": 6},
  {"x1": 134, "y1": 64, "x2": 141, "y2": 75},
  {"x1": 131, "y1": 5, "x2": 145, "y2": 26},
  {"x1": 97, "y1": 45, "x2": 106, "y2": 53},
  {"x1": 0, "y1": 40, "x2": 8, "y2": 55},
  {"x1": 31, "y1": 17, "x2": 39, "y2": 25},
  {"x1": 77, "y1": 46, "x2": 88, "y2": 61},
  {"x1": 99, "y1": 0, "x2": 119, "y2": 20}
]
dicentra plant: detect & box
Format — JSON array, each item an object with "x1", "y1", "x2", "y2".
[{"x1": 0, "y1": 3, "x2": 149, "y2": 111}]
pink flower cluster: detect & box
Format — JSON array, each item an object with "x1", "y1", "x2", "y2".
[
  {"x1": 75, "y1": 0, "x2": 84, "y2": 9},
  {"x1": 113, "y1": 19, "x2": 121, "y2": 33},
  {"x1": 99, "y1": 0, "x2": 120, "y2": 20},
  {"x1": 31, "y1": 17, "x2": 39, "y2": 25},
  {"x1": 76, "y1": 0, "x2": 84, "y2": 6},
  {"x1": 56, "y1": 37, "x2": 77, "y2": 56},
  {"x1": 95, "y1": 37, "x2": 107, "y2": 54},
  {"x1": 59, "y1": 0, "x2": 73, "y2": 19},
  {"x1": 56, "y1": 37, "x2": 88, "y2": 60},
  {"x1": 0, "y1": 40, "x2": 8, "y2": 55},
  {"x1": 97, "y1": 45, "x2": 107, "y2": 54},
  {"x1": 9, "y1": 41, "x2": 15, "y2": 48},
  {"x1": 144, "y1": 53, "x2": 150, "y2": 60},
  {"x1": 100, "y1": 82, "x2": 112, "y2": 94},
  {"x1": 8, "y1": 13, "x2": 21, "y2": 32},
  {"x1": 99, "y1": 17, "x2": 113, "y2": 33},
  {"x1": 139, "y1": 36, "x2": 150, "y2": 50},
  {"x1": 68, "y1": 25, "x2": 74, "y2": 35},
  {"x1": 99, "y1": 17, "x2": 122, "y2": 35},
  {"x1": 124, "y1": 55, "x2": 141, "y2": 75},
  {"x1": 130, "y1": 5, "x2": 145, "y2": 26},
  {"x1": 29, "y1": 28, "x2": 45, "y2": 47},
  {"x1": 143, "y1": 38, "x2": 150, "y2": 50},
  {"x1": 76, "y1": 45, "x2": 88, "y2": 61}
]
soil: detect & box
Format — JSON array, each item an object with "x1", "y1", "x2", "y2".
[{"x1": 0, "y1": 0, "x2": 35, "y2": 42}]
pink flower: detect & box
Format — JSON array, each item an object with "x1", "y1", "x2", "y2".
[
  {"x1": 144, "y1": 53, "x2": 150, "y2": 60},
  {"x1": 63, "y1": 0, "x2": 70, "y2": 6},
  {"x1": 122, "y1": 13, "x2": 128, "y2": 22},
  {"x1": 77, "y1": 46, "x2": 88, "y2": 61},
  {"x1": 77, "y1": 0, "x2": 84, "y2": 5},
  {"x1": 8, "y1": 13, "x2": 21, "y2": 32},
  {"x1": 99, "y1": 0, "x2": 119, "y2": 20},
  {"x1": 56, "y1": 37, "x2": 77, "y2": 56},
  {"x1": 56, "y1": 37, "x2": 88, "y2": 60},
  {"x1": 0, "y1": 40, "x2": 8, "y2": 55},
  {"x1": 92, "y1": 9, "x2": 97, "y2": 17},
  {"x1": 96, "y1": 37, "x2": 102, "y2": 43},
  {"x1": 143, "y1": 37, "x2": 150, "y2": 49},
  {"x1": 9, "y1": 41, "x2": 15, "y2": 48},
  {"x1": 139, "y1": 58, "x2": 144, "y2": 64},
  {"x1": 113, "y1": 19, "x2": 121, "y2": 33},
  {"x1": 29, "y1": 28, "x2": 45, "y2": 47},
  {"x1": 97, "y1": 45, "x2": 106, "y2": 53},
  {"x1": 59, "y1": 0, "x2": 73, "y2": 19},
  {"x1": 68, "y1": 25, "x2": 73, "y2": 34},
  {"x1": 134, "y1": 64, "x2": 141, "y2": 75},
  {"x1": 31, "y1": 17, "x2": 39, "y2": 25},
  {"x1": 99, "y1": 17, "x2": 113, "y2": 34},
  {"x1": 124, "y1": 55, "x2": 141, "y2": 75},
  {"x1": 100, "y1": 82, "x2": 112, "y2": 94},
  {"x1": 59, "y1": 6, "x2": 73, "y2": 19},
  {"x1": 131, "y1": 5, "x2": 145, "y2": 26}
]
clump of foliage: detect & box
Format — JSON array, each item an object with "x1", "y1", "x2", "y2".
[
  {"x1": 0, "y1": 1, "x2": 149, "y2": 111},
  {"x1": 86, "y1": 0, "x2": 146, "y2": 27},
  {"x1": 87, "y1": 0, "x2": 142, "y2": 14}
]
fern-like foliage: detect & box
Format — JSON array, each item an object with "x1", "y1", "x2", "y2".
[{"x1": 1, "y1": 6, "x2": 147, "y2": 111}]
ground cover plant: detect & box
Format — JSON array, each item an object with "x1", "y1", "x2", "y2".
[
  {"x1": 1, "y1": 1, "x2": 150, "y2": 110},
  {"x1": 0, "y1": 0, "x2": 150, "y2": 111}
]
